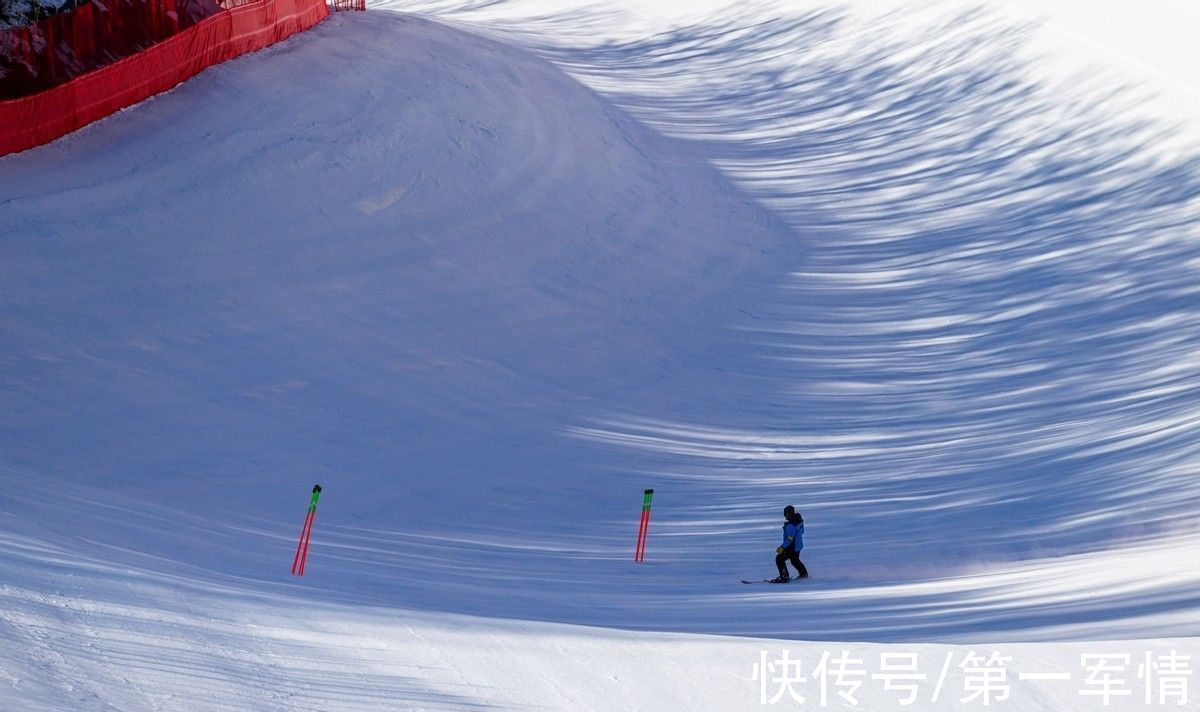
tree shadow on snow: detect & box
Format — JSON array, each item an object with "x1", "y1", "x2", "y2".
[{"x1": 428, "y1": 4, "x2": 1200, "y2": 639}]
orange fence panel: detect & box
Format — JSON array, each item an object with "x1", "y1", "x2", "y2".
[{"x1": 0, "y1": 0, "x2": 329, "y2": 156}]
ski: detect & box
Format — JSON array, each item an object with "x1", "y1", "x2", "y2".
[{"x1": 741, "y1": 577, "x2": 810, "y2": 584}]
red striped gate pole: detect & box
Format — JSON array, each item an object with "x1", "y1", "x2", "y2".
[
  {"x1": 634, "y1": 488, "x2": 654, "y2": 562},
  {"x1": 291, "y1": 484, "x2": 322, "y2": 576}
]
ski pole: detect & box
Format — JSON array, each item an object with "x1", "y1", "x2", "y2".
[
  {"x1": 635, "y1": 489, "x2": 654, "y2": 562},
  {"x1": 291, "y1": 484, "x2": 322, "y2": 576}
]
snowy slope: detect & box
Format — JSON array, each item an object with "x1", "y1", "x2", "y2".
[
  {"x1": 2, "y1": 0, "x2": 1200, "y2": 709},
  {"x1": 3, "y1": 547, "x2": 1197, "y2": 710}
]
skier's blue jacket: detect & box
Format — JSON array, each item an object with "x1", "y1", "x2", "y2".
[{"x1": 780, "y1": 521, "x2": 804, "y2": 551}]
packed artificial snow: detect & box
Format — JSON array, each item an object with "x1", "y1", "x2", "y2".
[{"x1": 1, "y1": 1, "x2": 1198, "y2": 709}]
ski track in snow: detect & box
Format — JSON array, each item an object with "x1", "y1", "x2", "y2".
[{"x1": 2, "y1": 1, "x2": 1200, "y2": 709}]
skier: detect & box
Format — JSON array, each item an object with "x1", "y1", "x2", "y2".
[{"x1": 772, "y1": 505, "x2": 808, "y2": 582}]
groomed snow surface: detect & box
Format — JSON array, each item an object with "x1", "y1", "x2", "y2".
[{"x1": 2, "y1": 0, "x2": 1200, "y2": 709}]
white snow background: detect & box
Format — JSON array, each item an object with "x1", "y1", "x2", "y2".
[{"x1": 1, "y1": 0, "x2": 1199, "y2": 709}]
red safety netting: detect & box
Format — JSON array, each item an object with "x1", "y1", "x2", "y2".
[
  {"x1": 0, "y1": 0, "x2": 223, "y2": 99},
  {"x1": 0, "y1": 0, "x2": 328, "y2": 155}
]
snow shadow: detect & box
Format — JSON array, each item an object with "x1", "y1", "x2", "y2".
[
  {"x1": 492, "y1": 5, "x2": 1200, "y2": 569},
  {"x1": 357, "y1": 3, "x2": 1200, "y2": 639}
]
